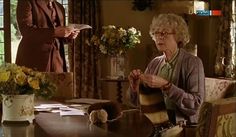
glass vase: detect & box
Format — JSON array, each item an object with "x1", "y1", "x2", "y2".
[{"x1": 109, "y1": 55, "x2": 125, "y2": 79}]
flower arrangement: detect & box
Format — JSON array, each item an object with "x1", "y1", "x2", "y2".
[
  {"x1": 87, "y1": 25, "x2": 141, "y2": 56},
  {"x1": 0, "y1": 63, "x2": 56, "y2": 99}
]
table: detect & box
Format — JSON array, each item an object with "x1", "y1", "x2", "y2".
[
  {"x1": 99, "y1": 78, "x2": 128, "y2": 103},
  {"x1": 0, "y1": 103, "x2": 154, "y2": 137}
]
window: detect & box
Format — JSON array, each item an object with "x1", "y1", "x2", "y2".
[
  {"x1": 0, "y1": 0, "x2": 4, "y2": 64},
  {"x1": 5, "y1": 0, "x2": 69, "y2": 64},
  {"x1": 11, "y1": 0, "x2": 19, "y2": 63},
  {"x1": 57, "y1": 0, "x2": 69, "y2": 25}
]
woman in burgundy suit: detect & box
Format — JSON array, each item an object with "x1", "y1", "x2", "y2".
[{"x1": 16, "y1": 0, "x2": 79, "y2": 72}]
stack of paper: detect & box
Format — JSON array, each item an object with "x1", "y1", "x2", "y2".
[
  {"x1": 34, "y1": 103, "x2": 67, "y2": 112},
  {"x1": 59, "y1": 107, "x2": 84, "y2": 116},
  {"x1": 68, "y1": 24, "x2": 92, "y2": 31},
  {"x1": 34, "y1": 103, "x2": 86, "y2": 116}
]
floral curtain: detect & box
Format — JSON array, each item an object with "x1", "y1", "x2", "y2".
[
  {"x1": 68, "y1": 0, "x2": 101, "y2": 98},
  {"x1": 215, "y1": 0, "x2": 232, "y2": 77}
]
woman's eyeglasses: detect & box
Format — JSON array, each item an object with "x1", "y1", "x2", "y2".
[{"x1": 151, "y1": 31, "x2": 175, "y2": 38}]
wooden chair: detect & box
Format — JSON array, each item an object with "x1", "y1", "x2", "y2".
[{"x1": 45, "y1": 72, "x2": 74, "y2": 100}]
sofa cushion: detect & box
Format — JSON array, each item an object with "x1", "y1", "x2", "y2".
[{"x1": 205, "y1": 78, "x2": 236, "y2": 101}]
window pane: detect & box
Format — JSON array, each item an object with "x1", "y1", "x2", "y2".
[
  {"x1": 63, "y1": 0, "x2": 68, "y2": 5},
  {"x1": 0, "y1": 30, "x2": 4, "y2": 64},
  {"x1": 57, "y1": 0, "x2": 62, "y2": 4},
  {"x1": 0, "y1": 0, "x2": 3, "y2": 28},
  {"x1": 11, "y1": 0, "x2": 19, "y2": 63},
  {"x1": 0, "y1": 42, "x2": 4, "y2": 54},
  {"x1": 57, "y1": 0, "x2": 69, "y2": 70},
  {"x1": 58, "y1": 0, "x2": 68, "y2": 25},
  {"x1": 0, "y1": 54, "x2": 4, "y2": 65},
  {"x1": 0, "y1": 16, "x2": 3, "y2": 28},
  {"x1": 64, "y1": 5, "x2": 68, "y2": 17},
  {"x1": 0, "y1": 0, "x2": 3, "y2": 16}
]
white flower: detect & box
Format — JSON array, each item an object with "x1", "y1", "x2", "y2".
[
  {"x1": 106, "y1": 25, "x2": 116, "y2": 29},
  {"x1": 89, "y1": 25, "x2": 141, "y2": 56},
  {"x1": 128, "y1": 27, "x2": 137, "y2": 34},
  {"x1": 99, "y1": 45, "x2": 107, "y2": 54},
  {"x1": 118, "y1": 28, "x2": 127, "y2": 37}
]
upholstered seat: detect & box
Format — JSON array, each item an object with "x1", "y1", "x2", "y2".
[
  {"x1": 45, "y1": 72, "x2": 74, "y2": 100},
  {"x1": 205, "y1": 77, "x2": 236, "y2": 101}
]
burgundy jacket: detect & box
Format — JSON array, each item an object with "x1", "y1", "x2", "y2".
[{"x1": 16, "y1": 0, "x2": 67, "y2": 72}]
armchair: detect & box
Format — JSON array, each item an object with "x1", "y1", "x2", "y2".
[
  {"x1": 184, "y1": 77, "x2": 236, "y2": 137},
  {"x1": 196, "y1": 97, "x2": 236, "y2": 137}
]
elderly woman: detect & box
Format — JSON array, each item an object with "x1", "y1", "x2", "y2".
[{"x1": 128, "y1": 13, "x2": 205, "y2": 127}]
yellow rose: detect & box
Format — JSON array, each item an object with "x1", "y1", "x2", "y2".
[
  {"x1": 0, "y1": 71, "x2": 10, "y2": 82},
  {"x1": 28, "y1": 77, "x2": 40, "y2": 89},
  {"x1": 14, "y1": 72, "x2": 27, "y2": 86}
]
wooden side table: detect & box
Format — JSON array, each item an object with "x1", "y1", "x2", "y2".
[{"x1": 99, "y1": 78, "x2": 128, "y2": 103}]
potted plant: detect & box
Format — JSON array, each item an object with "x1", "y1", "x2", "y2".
[
  {"x1": 87, "y1": 25, "x2": 141, "y2": 79},
  {"x1": 0, "y1": 63, "x2": 56, "y2": 123}
]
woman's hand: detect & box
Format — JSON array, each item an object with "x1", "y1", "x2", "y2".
[
  {"x1": 68, "y1": 29, "x2": 80, "y2": 39},
  {"x1": 128, "y1": 69, "x2": 142, "y2": 92},
  {"x1": 140, "y1": 74, "x2": 168, "y2": 88},
  {"x1": 54, "y1": 26, "x2": 74, "y2": 38}
]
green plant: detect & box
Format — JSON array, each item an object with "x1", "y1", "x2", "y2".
[
  {"x1": 0, "y1": 63, "x2": 56, "y2": 99},
  {"x1": 87, "y1": 25, "x2": 141, "y2": 56}
]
